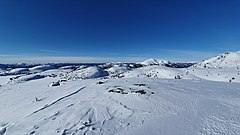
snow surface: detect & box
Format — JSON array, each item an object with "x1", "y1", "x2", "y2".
[{"x1": 0, "y1": 52, "x2": 240, "y2": 135}]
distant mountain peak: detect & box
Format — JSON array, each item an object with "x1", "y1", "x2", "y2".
[{"x1": 136, "y1": 59, "x2": 170, "y2": 66}]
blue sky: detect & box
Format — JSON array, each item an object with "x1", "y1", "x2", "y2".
[{"x1": 0, "y1": 0, "x2": 240, "y2": 63}]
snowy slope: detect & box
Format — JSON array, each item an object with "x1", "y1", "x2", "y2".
[
  {"x1": 123, "y1": 65, "x2": 200, "y2": 80},
  {"x1": 195, "y1": 52, "x2": 240, "y2": 68},
  {"x1": 0, "y1": 76, "x2": 240, "y2": 135},
  {"x1": 121, "y1": 63, "x2": 239, "y2": 83},
  {"x1": 186, "y1": 67, "x2": 240, "y2": 83},
  {"x1": 188, "y1": 52, "x2": 240, "y2": 82}
]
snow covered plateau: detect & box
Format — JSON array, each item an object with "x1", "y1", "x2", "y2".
[{"x1": 0, "y1": 52, "x2": 240, "y2": 135}]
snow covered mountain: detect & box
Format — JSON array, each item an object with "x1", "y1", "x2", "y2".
[
  {"x1": 136, "y1": 59, "x2": 170, "y2": 66},
  {"x1": 187, "y1": 52, "x2": 240, "y2": 83},
  {"x1": 0, "y1": 51, "x2": 240, "y2": 135},
  {"x1": 194, "y1": 52, "x2": 240, "y2": 69}
]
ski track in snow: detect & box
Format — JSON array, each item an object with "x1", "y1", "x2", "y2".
[{"x1": 28, "y1": 86, "x2": 87, "y2": 116}]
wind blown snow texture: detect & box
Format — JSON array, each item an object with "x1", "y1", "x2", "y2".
[{"x1": 0, "y1": 52, "x2": 240, "y2": 135}]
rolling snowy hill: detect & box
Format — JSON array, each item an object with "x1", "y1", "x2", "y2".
[
  {"x1": 195, "y1": 52, "x2": 240, "y2": 68},
  {"x1": 189, "y1": 52, "x2": 240, "y2": 82}
]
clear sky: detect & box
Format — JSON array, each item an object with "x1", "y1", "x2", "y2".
[{"x1": 0, "y1": 0, "x2": 240, "y2": 63}]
